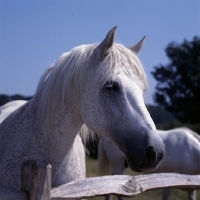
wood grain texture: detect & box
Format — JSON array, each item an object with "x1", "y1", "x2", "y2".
[
  {"x1": 51, "y1": 174, "x2": 200, "y2": 199},
  {"x1": 21, "y1": 160, "x2": 52, "y2": 200},
  {"x1": 1, "y1": 164, "x2": 200, "y2": 200}
]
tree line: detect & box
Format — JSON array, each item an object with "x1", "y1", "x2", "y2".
[
  {"x1": 0, "y1": 94, "x2": 32, "y2": 107},
  {"x1": 152, "y1": 36, "x2": 200, "y2": 125}
]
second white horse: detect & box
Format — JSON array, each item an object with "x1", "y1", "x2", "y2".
[{"x1": 98, "y1": 127, "x2": 200, "y2": 200}]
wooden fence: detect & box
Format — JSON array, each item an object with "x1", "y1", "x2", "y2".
[{"x1": 0, "y1": 160, "x2": 200, "y2": 200}]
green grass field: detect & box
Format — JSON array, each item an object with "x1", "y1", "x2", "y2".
[{"x1": 86, "y1": 157, "x2": 200, "y2": 200}]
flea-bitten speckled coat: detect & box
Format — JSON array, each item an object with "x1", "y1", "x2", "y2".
[{"x1": 0, "y1": 27, "x2": 165, "y2": 191}]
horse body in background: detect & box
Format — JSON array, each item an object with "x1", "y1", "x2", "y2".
[
  {"x1": 0, "y1": 100, "x2": 27, "y2": 123},
  {"x1": 98, "y1": 127, "x2": 200, "y2": 200},
  {"x1": 0, "y1": 27, "x2": 165, "y2": 190}
]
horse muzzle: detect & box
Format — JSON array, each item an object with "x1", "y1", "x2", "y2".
[{"x1": 126, "y1": 143, "x2": 165, "y2": 172}]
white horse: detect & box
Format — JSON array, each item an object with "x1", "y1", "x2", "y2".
[
  {"x1": 98, "y1": 127, "x2": 200, "y2": 200},
  {"x1": 0, "y1": 27, "x2": 165, "y2": 191},
  {"x1": 0, "y1": 99, "x2": 90, "y2": 155}
]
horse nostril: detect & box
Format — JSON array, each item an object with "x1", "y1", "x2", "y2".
[{"x1": 145, "y1": 146, "x2": 156, "y2": 163}]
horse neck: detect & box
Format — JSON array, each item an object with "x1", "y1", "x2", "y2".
[
  {"x1": 21, "y1": 99, "x2": 85, "y2": 186},
  {"x1": 50, "y1": 105, "x2": 83, "y2": 140},
  {"x1": 49, "y1": 106, "x2": 85, "y2": 169},
  {"x1": 28, "y1": 97, "x2": 83, "y2": 156}
]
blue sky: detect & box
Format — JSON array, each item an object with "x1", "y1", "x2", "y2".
[{"x1": 0, "y1": 0, "x2": 199, "y2": 104}]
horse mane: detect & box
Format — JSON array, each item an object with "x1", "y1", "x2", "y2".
[{"x1": 32, "y1": 42, "x2": 148, "y2": 139}]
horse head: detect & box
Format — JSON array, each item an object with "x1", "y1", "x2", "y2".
[{"x1": 81, "y1": 27, "x2": 165, "y2": 172}]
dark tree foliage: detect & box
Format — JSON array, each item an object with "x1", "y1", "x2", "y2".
[
  {"x1": 152, "y1": 37, "x2": 200, "y2": 123},
  {"x1": 146, "y1": 105, "x2": 174, "y2": 125}
]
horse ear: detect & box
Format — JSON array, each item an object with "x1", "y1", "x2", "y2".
[
  {"x1": 98, "y1": 26, "x2": 117, "y2": 57},
  {"x1": 128, "y1": 36, "x2": 146, "y2": 54}
]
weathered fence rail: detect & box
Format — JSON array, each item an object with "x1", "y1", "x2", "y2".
[{"x1": 0, "y1": 160, "x2": 200, "y2": 200}]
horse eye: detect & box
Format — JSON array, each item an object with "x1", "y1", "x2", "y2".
[
  {"x1": 105, "y1": 84, "x2": 113, "y2": 91},
  {"x1": 105, "y1": 81, "x2": 120, "y2": 92}
]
